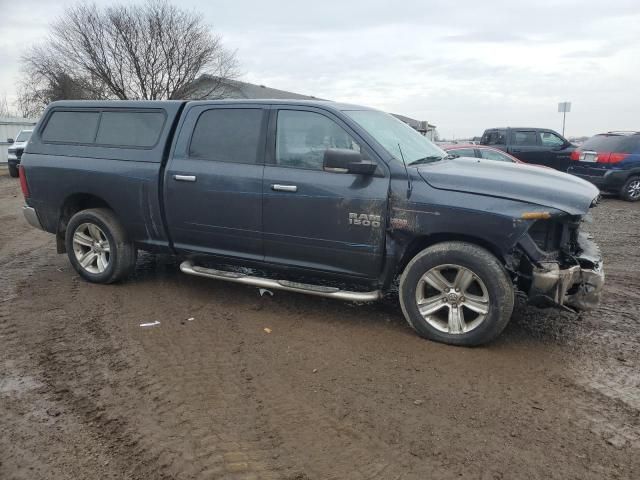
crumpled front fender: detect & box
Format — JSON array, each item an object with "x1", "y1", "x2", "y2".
[{"x1": 528, "y1": 233, "x2": 604, "y2": 311}]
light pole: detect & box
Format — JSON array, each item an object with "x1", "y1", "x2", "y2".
[{"x1": 558, "y1": 101, "x2": 571, "y2": 136}]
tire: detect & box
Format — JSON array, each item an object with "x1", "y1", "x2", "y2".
[
  {"x1": 8, "y1": 163, "x2": 19, "y2": 178},
  {"x1": 65, "y1": 208, "x2": 137, "y2": 284},
  {"x1": 620, "y1": 176, "x2": 640, "y2": 202},
  {"x1": 399, "y1": 241, "x2": 514, "y2": 346}
]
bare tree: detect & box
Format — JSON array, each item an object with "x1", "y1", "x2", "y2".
[
  {"x1": 19, "y1": 0, "x2": 238, "y2": 114},
  {"x1": 0, "y1": 93, "x2": 16, "y2": 117}
]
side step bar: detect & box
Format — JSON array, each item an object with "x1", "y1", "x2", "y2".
[{"x1": 180, "y1": 260, "x2": 381, "y2": 302}]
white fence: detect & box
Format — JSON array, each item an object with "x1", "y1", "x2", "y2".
[{"x1": 0, "y1": 116, "x2": 38, "y2": 164}]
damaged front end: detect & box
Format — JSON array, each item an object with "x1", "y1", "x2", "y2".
[{"x1": 515, "y1": 213, "x2": 604, "y2": 312}]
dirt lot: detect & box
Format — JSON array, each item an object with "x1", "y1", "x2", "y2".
[{"x1": 1, "y1": 168, "x2": 638, "y2": 480}]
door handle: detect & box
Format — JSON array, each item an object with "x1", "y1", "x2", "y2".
[
  {"x1": 173, "y1": 175, "x2": 197, "y2": 182},
  {"x1": 271, "y1": 184, "x2": 298, "y2": 192}
]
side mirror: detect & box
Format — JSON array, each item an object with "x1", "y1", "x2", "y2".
[
  {"x1": 323, "y1": 148, "x2": 376, "y2": 175},
  {"x1": 7, "y1": 138, "x2": 14, "y2": 144}
]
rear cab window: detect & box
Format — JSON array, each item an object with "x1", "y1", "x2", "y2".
[
  {"x1": 41, "y1": 109, "x2": 166, "y2": 148},
  {"x1": 41, "y1": 111, "x2": 101, "y2": 144},
  {"x1": 481, "y1": 130, "x2": 506, "y2": 145}
]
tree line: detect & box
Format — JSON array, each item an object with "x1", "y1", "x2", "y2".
[{"x1": 17, "y1": 0, "x2": 238, "y2": 117}]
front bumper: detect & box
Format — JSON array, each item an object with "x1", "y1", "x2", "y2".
[
  {"x1": 23, "y1": 206, "x2": 43, "y2": 230},
  {"x1": 528, "y1": 233, "x2": 604, "y2": 311}
]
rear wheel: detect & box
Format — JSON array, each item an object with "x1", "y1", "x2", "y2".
[
  {"x1": 621, "y1": 176, "x2": 640, "y2": 202},
  {"x1": 399, "y1": 241, "x2": 514, "y2": 346},
  {"x1": 8, "y1": 163, "x2": 19, "y2": 178},
  {"x1": 65, "y1": 208, "x2": 137, "y2": 284}
]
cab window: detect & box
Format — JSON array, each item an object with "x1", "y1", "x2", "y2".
[
  {"x1": 512, "y1": 130, "x2": 537, "y2": 146},
  {"x1": 275, "y1": 110, "x2": 362, "y2": 170},
  {"x1": 539, "y1": 131, "x2": 565, "y2": 147},
  {"x1": 190, "y1": 108, "x2": 264, "y2": 163}
]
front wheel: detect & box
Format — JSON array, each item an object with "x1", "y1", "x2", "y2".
[
  {"x1": 65, "y1": 208, "x2": 137, "y2": 284},
  {"x1": 399, "y1": 241, "x2": 514, "y2": 346},
  {"x1": 8, "y1": 163, "x2": 19, "y2": 178},
  {"x1": 620, "y1": 176, "x2": 640, "y2": 202}
]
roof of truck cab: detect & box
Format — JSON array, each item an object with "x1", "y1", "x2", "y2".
[
  {"x1": 185, "y1": 99, "x2": 375, "y2": 111},
  {"x1": 46, "y1": 99, "x2": 376, "y2": 112},
  {"x1": 47, "y1": 100, "x2": 185, "y2": 108}
]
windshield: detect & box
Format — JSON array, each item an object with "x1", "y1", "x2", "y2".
[
  {"x1": 15, "y1": 130, "x2": 32, "y2": 143},
  {"x1": 344, "y1": 110, "x2": 446, "y2": 165}
]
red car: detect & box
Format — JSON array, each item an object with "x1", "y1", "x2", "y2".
[{"x1": 442, "y1": 144, "x2": 525, "y2": 163}]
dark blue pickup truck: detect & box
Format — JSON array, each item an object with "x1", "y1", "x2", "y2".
[{"x1": 20, "y1": 100, "x2": 604, "y2": 346}]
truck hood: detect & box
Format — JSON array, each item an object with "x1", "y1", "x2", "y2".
[{"x1": 417, "y1": 157, "x2": 599, "y2": 215}]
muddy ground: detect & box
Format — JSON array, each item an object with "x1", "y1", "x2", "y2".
[{"x1": 1, "y1": 168, "x2": 638, "y2": 480}]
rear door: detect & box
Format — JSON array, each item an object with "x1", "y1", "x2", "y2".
[
  {"x1": 509, "y1": 129, "x2": 546, "y2": 165},
  {"x1": 262, "y1": 106, "x2": 389, "y2": 278},
  {"x1": 164, "y1": 104, "x2": 267, "y2": 260}
]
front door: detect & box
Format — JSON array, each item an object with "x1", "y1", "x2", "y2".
[
  {"x1": 538, "y1": 130, "x2": 572, "y2": 171},
  {"x1": 262, "y1": 107, "x2": 389, "y2": 279},
  {"x1": 164, "y1": 104, "x2": 267, "y2": 261}
]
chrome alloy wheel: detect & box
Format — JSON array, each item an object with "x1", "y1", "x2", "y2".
[
  {"x1": 627, "y1": 179, "x2": 640, "y2": 200},
  {"x1": 415, "y1": 264, "x2": 490, "y2": 334},
  {"x1": 72, "y1": 223, "x2": 111, "y2": 274}
]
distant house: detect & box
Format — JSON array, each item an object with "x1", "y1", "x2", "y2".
[
  {"x1": 390, "y1": 114, "x2": 437, "y2": 140},
  {"x1": 191, "y1": 76, "x2": 436, "y2": 139}
]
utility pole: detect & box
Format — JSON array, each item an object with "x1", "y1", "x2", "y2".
[{"x1": 558, "y1": 102, "x2": 571, "y2": 136}]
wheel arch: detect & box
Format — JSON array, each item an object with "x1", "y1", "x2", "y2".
[
  {"x1": 396, "y1": 233, "x2": 507, "y2": 277},
  {"x1": 56, "y1": 193, "x2": 115, "y2": 253}
]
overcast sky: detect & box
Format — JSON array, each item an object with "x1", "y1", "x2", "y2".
[{"x1": 1, "y1": 0, "x2": 639, "y2": 138}]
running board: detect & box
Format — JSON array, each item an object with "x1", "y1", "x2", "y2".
[{"x1": 180, "y1": 260, "x2": 381, "y2": 302}]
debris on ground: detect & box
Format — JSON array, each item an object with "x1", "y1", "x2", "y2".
[
  {"x1": 139, "y1": 321, "x2": 160, "y2": 328},
  {"x1": 263, "y1": 327, "x2": 272, "y2": 334},
  {"x1": 259, "y1": 288, "x2": 274, "y2": 297}
]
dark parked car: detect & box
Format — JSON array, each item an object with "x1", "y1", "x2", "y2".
[
  {"x1": 7, "y1": 129, "x2": 33, "y2": 177},
  {"x1": 480, "y1": 127, "x2": 575, "y2": 171},
  {"x1": 19, "y1": 100, "x2": 603, "y2": 346},
  {"x1": 568, "y1": 131, "x2": 640, "y2": 201}
]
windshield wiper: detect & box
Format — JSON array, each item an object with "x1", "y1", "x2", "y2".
[{"x1": 407, "y1": 155, "x2": 447, "y2": 166}]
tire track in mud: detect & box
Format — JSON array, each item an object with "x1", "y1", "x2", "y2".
[
  {"x1": 0, "y1": 216, "x2": 130, "y2": 479},
  {"x1": 113, "y1": 276, "x2": 457, "y2": 480},
  {"x1": 2, "y1": 173, "x2": 640, "y2": 480}
]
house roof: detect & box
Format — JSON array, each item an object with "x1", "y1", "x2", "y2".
[
  {"x1": 0, "y1": 116, "x2": 38, "y2": 125},
  {"x1": 391, "y1": 113, "x2": 436, "y2": 130},
  {"x1": 192, "y1": 76, "x2": 324, "y2": 101}
]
